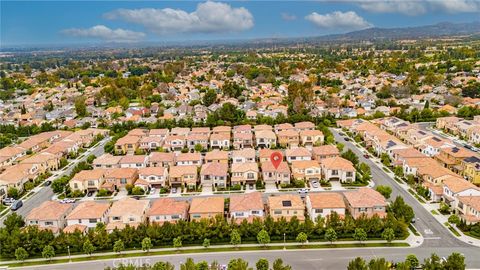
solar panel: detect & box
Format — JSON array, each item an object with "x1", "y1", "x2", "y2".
[
  {"x1": 432, "y1": 137, "x2": 441, "y2": 142},
  {"x1": 282, "y1": 200, "x2": 292, "y2": 207},
  {"x1": 452, "y1": 147, "x2": 460, "y2": 153}
]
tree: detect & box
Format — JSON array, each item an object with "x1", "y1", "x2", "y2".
[
  {"x1": 113, "y1": 240, "x2": 125, "y2": 254},
  {"x1": 272, "y1": 258, "x2": 292, "y2": 270},
  {"x1": 375, "y1": 185, "x2": 392, "y2": 199},
  {"x1": 222, "y1": 80, "x2": 243, "y2": 98},
  {"x1": 141, "y1": 237, "x2": 153, "y2": 252},
  {"x1": 389, "y1": 196, "x2": 415, "y2": 222},
  {"x1": 341, "y1": 149, "x2": 359, "y2": 166},
  {"x1": 74, "y1": 96, "x2": 87, "y2": 117},
  {"x1": 15, "y1": 247, "x2": 28, "y2": 261},
  {"x1": 42, "y1": 245, "x2": 55, "y2": 261},
  {"x1": 152, "y1": 261, "x2": 175, "y2": 270},
  {"x1": 194, "y1": 143, "x2": 203, "y2": 152},
  {"x1": 202, "y1": 88, "x2": 217, "y2": 106},
  {"x1": 256, "y1": 229, "x2": 270, "y2": 247},
  {"x1": 405, "y1": 254, "x2": 419, "y2": 269},
  {"x1": 381, "y1": 228, "x2": 395, "y2": 243},
  {"x1": 353, "y1": 228, "x2": 367, "y2": 244},
  {"x1": 119, "y1": 97, "x2": 130, "y2": 110},
  {"x1": 196, "y1": 261, "x2": 209, "y2": 270},
  {"x1": 448, "y1": 214, "x2": 460, "y2": 225},
  {"x1": 202, "y1": 238, "x2": 210, "y2": 248},
  {"x1": 228, "y1": 258, "x2": 250, "y2": 270},
  {"x1": 83, "y1": 239, "x2": 95, "y2": 256},
  {"x1": 296, "y1": 232, "x2": 308, "y2": 246},
  {"x1": 368, "y1": 258, "x2": 390, "y2": 269},
  {"x1": 230, "y1": 229, "x2": 241, "y2": 247},
  {"x1": 443, "y1": 252, "x2": 465, "y2": 270},
  {"x1": 180, "y1": 258, "x2": 196, "y2": 270},
  {"x1": 347, "y1": 257, "x2": 368, "y2": 270},
  {"x1": 324, "y1": 228, "x2": 337, "y2": 244},
  {"x1": 3, "y1": 212, "x2": 25, "y2": 231},
  {"x1": 256, "y1": 258, "x2": 269, "y2": 270},
  {"x1": 7, "y1": 187, "x2": 19, "y2": 199},
  {"x1": 423, "y1": 253, "x2": 443, "y2": 270},
  {"x1": 173, "y1": 237, "x2": 182, "y2": 249}
]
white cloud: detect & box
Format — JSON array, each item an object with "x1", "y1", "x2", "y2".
[
  {"x1": 104, "y1": 1, "x2": 254, "y2": 35},
  {"x1": 305, "y1": 11, "x2": 372, "y2": 31},
  {"x1": 62, "y1": 25, "x2": 145, "y2": 42},
  {"x1": 281, "y1": 12, "x2": 297, "y2": 21},
  {"x1": 339, "y1": 0, "x2": 480, "y2": 15}
]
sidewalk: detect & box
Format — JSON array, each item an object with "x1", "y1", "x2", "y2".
[
  {"x1": 348, "y1": 135, "x2": 480, "y2": 247},
  {"x1": 0, "y1": 238, "x2": 415, "y2": 265}
]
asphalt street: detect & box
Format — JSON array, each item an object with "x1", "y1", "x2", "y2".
[
  {"x1": 330, "y1": 128, "x2": 465, "y2": 248},
  {"x1": 0, "y1": 137, "x2": 109, "y2": 226},
  {"x1": 14, "y1": 246, "x2": 480, "y2": 270}
]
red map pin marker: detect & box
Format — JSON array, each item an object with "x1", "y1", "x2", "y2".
[{"x1": 270, "y1": 151, "x2": 283, "y2": 169}]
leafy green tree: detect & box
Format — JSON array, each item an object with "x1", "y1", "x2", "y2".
[
  {"x1": 272, "y1": 258, "x2": 292, "y2": 270},
  {"x1": 83, "y1": 239, "x2": 95, "y2": 256},
  {"x1": 42, "y1": 245, "x2": 55, "y2": 261},
  {"x1": 448, "y1": 214, "x2": 460, "y2": 225},
  {"x1": 443, "y1": 252, "x2": 466, "y2": 270},
  {"x1": 389, "y1": 196, "x2": 414, "y2": 222},
  {"x1": 222, "y1": 81, "x2": 243, "y2": 98},
  {"x1": 375, "y1": 185, "x2": 392, "y2": 199},
  {"x1": 341, "y1": 149, "x2": 359, "y2": 166},
  {"x1": 173, "y1": 237, "x2": 182, "y2": 249},
  {"x1": 296, "y1": 232, "x2": 308, "y2": 246},
  {"x1": 119, "y1": 97, "x2": 130, "y2": 110},
  {"x1": 152, "y1": 261, "x2": 175, "y2": 270},
  {"x1": 228, "y1": 258, "x2": 250, "y2": 270},
  {"x1": 347, "y1": 257, "x2": 368, "y2": 270},
  {"x1": 141, "y1": 237, "x2": 153, "y2": 252},
  {"x1": 423, "y1": 253, "x2": 443, "y2": 270},
  {"x1": 202, "y1": 238, "x2": 210, "y2": 248},
  {"x1": 256, "y1": 258, "x2": 269, "y2": 270},
  {"x1": 113, "y1": 240, "x2": 125, "y2": 253},
  {"x1": 256, "y1": 229, "x2": 270, "y2": 247},
  {"x1": 180, "y1": 258, "x2": 196, "y2": 270},
  {"x1": 74, "y1": 96, "x2": 87, "y2": 117},
  {"x1": 405, "y1": 254, "x2": 419, "y2": 269},
  {"x1": 196, "y1": 261, "x2": 209, "y2": 270},
  {"x1": 3, "y1": 212, "x2": 25, "y2": 231},
  {"x1": 368, "y1": 258, "x2": 389, "y2": 269},
  {"x1": 202, "y1": 89, "x2": 217, "y2": 106},
  {"x1": 230, "y1": 229, "x2": 241, "y2": 247},
  {"x1": 353, "y1": 228, "x2": 367, "y2": 244},
  {"x1": 325, "y1": 228, "x2": 337, "y2": 244},
  {"x1": 381, "y1": 228, "x2": 395, "y2": 243},
  {"x1": 7, "y1": 187, "x2": 19, "y2": 199},
  {"x1": 15, "y1": 247, "x2": 28, "y2": 261}
]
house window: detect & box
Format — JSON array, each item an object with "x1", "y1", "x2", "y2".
[
  {"x1": 332, "y1": 170, "x2": 338, "y2": 175},
  {"x1": 236, "y1": 212, "x2": 244, "y2": 217},
  {"x1": 112, "y1": 216, "x2": 120, "y2": 221},
  {"x1": 274, "y1": 210, "x2": 282, "y2": 215},
  {"x1": 45, "y1": 221, "x2": 53, "y2": 226},
  {"x1": 346, "y1": 172, "x2": 353, "y2": 177},
  {"x1": 89, "y1": 219, "x2": 97, "y2": 223},
  {"x1": 192, "y1": 214, "x2": 201, "y2": 218},
  {"x1": 247, "y1": 173, "x2": 255, "y2": 179},
  {"x1": 252, "y1": 210, "x2": 259, "y2": 215},
  {"x1": 315, "y1": 209, "x2": 323, "y2": 213},
  {"x1": 129, "y1": 217, "x2": 135, "y2": 222},
  {"x1": 120, "y1": 179, "x2": 127, "y2": 184},
  {"x1": 172, "y1": 215, "x2": 180, "y2": 219},
  {"x1": 88, "y1": 180, "x2": 95, "y2": 186}
]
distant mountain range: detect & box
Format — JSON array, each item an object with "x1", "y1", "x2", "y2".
[{"x1": 312, "y1": 21, "x2": 480, "y2": 41}]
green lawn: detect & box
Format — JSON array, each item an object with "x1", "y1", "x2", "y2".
[
  {"x1": 2, "y1": 242, "x2": 409, "y2": 268},
  {"x1": 430, "y1": 209, "x2": 439, "y2": 215},
  {"x1": 444, "y1": 222, "x2": 461, "y2": 237}
]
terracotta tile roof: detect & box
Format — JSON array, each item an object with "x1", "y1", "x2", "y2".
[
  {"x1": 312, "y1": 145, "x2": 339, "y2": 156},
  {"x1": 26, "y1": 201, "x2": 72, "y2": 221},
  {"x1": 149, "y1": 152, "x2": 175, "y2": 163},
  {"x1": 278, "y1": 129, "x2": 299, "y2": 137},
  {"x1": 21, "y1": 152, "x2": 56, "y2": 164},
  {"x1": 147, "y1": 198, "x2": 189, "y2": 216},
  {"x1": 232, "y1": 148, "x2": 256, "y2": 159},
  {"x1": 299, "y1": 129, "x2": 323, "y2": 137},
  {"x1": 0, "y1": 146, "x2": 25, "y2": 157},
  {"x1": 294, "y1": 121, "x2": 315, "y2": 129},
  {"x1": 63, "y1": 224, "x2": 88, "y2": 234},
  {"x1": 72, "y1": 169, "x2": 106, "y2": 182},
  {"x1": 190, "y1": 197, "x2": 224, "y2": 214},
  {"x1": 171, "y1": 127, "x2": 190, "y2": 136},
  {"x1": 392, "y1": 147, "x2": 424, "y2": 158},
  {"x1": 66, "y1": 201, "x2": 110, "y2": 220},
  {"x1": 261, "y1": 161, "x2": 290, "y2": 173},
  {"x1": 321, "y1": 157, "x2": 355, "y2": 171},
  {"x1": 107, "y1": 197, "x2": 149, "y2": 218},
  {"x1": 442, "y1": 177, "x2": 479, "y2": 194},
  {"x1": 119, "y1": 155, "x2": 147, "y2": 164},
  {"x1": 176, "y1": 152, "x2": 202, "y2": 162},
  {"x1": 231, "y1": 162, "x2": 259, "y2": 173},
  {"x1": 210, "y1": 133, "x2": 230, "y2": 141},
  {"x1": 268, "y1": 194, "x2": 304, "y2": 210},
  {"x1": 149, "y1": 129, "x2": 169, "y2": 136},
  {"x1": 138, "y1": 166, "x2": 166, "y2": 176},
  {"x1": 200, "y1": 162, "x2": 228, "y2": 176},
  {"x1": 230, "y1": 192, "x2": 264, "y2": 212},
  {"x1": 169, "y1": 165, "x2": 197, "y2": 178},
  {"x1": 291, "y1": 160, "x2": 320, "y2": 169},
  {"x1": 308, "y1": 193, "x2": 346, "y2": 209},
  {"x1": 259, "y1": 148, "x2": 284, "y2": 159},
  {"x1": 254, "y1": 125, "x2": 273, "y2": 131},
  {"x1": 204, "y1": 150, "x2": 229, "y2": 161},
  {"x1": 105, "y1": 168, "x2": 138, "y2": 179},
  {"x1": 285, "y1": 147, "x2": 311, "y2": 157},
  {"x1": 93, "y1": 154, "x2": 122, "y2": 166},
  {"x1": 275, "y1": 123, "x2": 294, "y2": 130},
  {"x1": 441, "y1": 147, "x2": 477, "y2": 158},
  {"x1": 233, "y1": 125, "x2": 252, "y2": 132},
  {"x1": 458, "y1": 196, "x2": 480, "y2": 212},
  {"x1": 116, "y1": 135, "x2": 141, "y2": 145},
  {"x1": 212, "y1": 126, "x2": 231, "y2": 133},
  {"x1": 343, "y1": 188, "x2": 387, "y2": 208},
  {"x1": 255, "y1": 130, "x2": 276, "y2": 139}
]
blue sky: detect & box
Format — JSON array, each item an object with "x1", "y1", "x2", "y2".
[{"x1": 1, "y1": 1, "x2": 480, "y2": 46}]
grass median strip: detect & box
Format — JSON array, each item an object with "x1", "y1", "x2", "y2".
[{"x1": 3, "y1": 242, "x2": 409, "y2": 268}]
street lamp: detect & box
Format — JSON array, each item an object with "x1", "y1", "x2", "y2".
[
  {"x1": 283, "y1": 233, "x2": 286, "y2": 250},
  {"x1": 67, "y1": 245, "x2": 71, "y2": 262}
]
